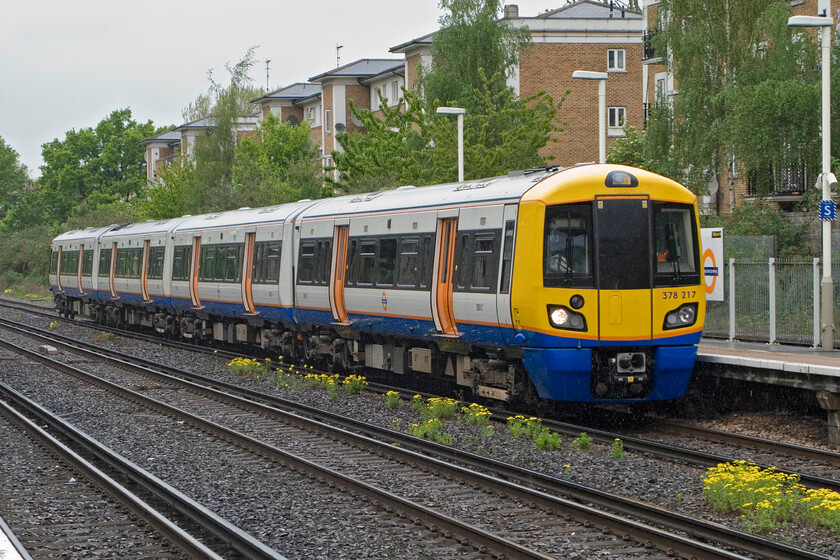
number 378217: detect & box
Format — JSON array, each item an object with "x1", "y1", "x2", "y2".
[{"x1": 662, "y1": 290, "x2": 696, "y2": 300}]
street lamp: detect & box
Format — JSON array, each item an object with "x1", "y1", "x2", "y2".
[
  {"x1": 572, "y1": 70, "x2": 608, "y2": 164},
  {"x1": 436, "y1": 106, "x2": 466, "y2": 182},
  {"x1": 789, "y1": 8, "x2": 835, "y2": 349}
]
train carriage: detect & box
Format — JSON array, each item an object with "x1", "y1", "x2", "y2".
[
  {"x1": 50, "y1": 225, "x2": 117, "y2": 316},
  {"x1": 50, "y1": 163, "x2": 704, "y2": 404}
]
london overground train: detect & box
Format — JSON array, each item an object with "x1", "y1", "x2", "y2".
[{"x1": 50, "y1": 164, "x2": 705, "y2": 404}]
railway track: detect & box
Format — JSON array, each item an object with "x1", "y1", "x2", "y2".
[
  {"x1": 0, "y1": 386, "x2": 256, "y2": 560},
  {"x1": 0, "y1": 316, "x2": 834, "y2": 559}
]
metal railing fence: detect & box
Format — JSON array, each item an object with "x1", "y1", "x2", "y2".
[{"x1": 703, "y1": 258, "x2": 829, "y2": 346}]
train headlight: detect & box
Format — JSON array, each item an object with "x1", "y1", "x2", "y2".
[
  {"x1": 663, "y1": 303, "x2": 698, "y2": 330},
  {"x1": 547, "y1": 305, "x2": 587, "y2": 331}
]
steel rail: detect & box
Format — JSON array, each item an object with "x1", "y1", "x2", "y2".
[
  {"x1": 0, "y1": 387, "x2": 227, "y2": 560},
  {"x1": 0, "y1": 336, "x2": 556, "y2": 560},
  {"x1": 0, "y1": 322, "x2": 814, "y2": 560}
]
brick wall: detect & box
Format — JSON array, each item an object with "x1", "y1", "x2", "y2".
[
  {"x1": 345, "y1": 84, "x2": 371, "y2": 134},
  {"x1": 520, "y1": 42, "x2": 643, "y2": 166},
  {"x1": 321, "y1": 86, "x2": 334, "y2": 153}
]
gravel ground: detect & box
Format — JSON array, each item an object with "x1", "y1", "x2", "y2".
[{"x1": 0, "y1": 304, "x2": 838, "y2": 558}]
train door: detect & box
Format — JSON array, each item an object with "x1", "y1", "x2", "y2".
[
  {"x1": 496, "y1": 206, "x2": 518, "y2": 344},
  {"x1": 56, "y1": 246, "x2": 63, "y2": 292},
  {"x1": 141, "y1": 239, "x2": 151, "y2": 303},
  {"x1": 189, "y1": 236, "x2": 202, "y2": 309},
  {"x1": 594, "y1": 196, "x2": 652, "y2": 344},
  {"x1": 109, "y1": 242, "x2": 118, "y2": 299},
  {"x1": 242, "y1": 231, "x2": 257, "y2": 314},
  {"x1": 432, "y1": 215, "x2": 459, "y2": 336},
  {"x1": 77, "y1": 244, "x2": 85, "y2": 295},
  {"x1": 329, "y1": 223, "x2": 350, "y2": 324}
]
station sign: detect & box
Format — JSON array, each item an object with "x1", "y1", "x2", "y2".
[{"x1": 700, "y1": 228, "x2": 724, "y2": 302}]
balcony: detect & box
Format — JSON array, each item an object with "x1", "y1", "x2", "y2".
[
  {"x1": 643, "y1": 30, "x2": 664, "y2": 61},
  {"x1": 747, "y1": 162, "x2": 810, "y2": 198}
]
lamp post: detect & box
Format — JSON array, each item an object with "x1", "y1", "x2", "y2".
[
  {"x1": 572, "y1": 70, "x2": 608, "y2": 164},
  {"x1": 789, "y1": 8, "x2": 835, "y2": 349},
  {"x1": 436, "y1": 106, "x2": 466, "y2": 182}
]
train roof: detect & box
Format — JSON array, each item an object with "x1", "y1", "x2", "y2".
[
  {"x1": 100, "y1": 216, "x2": 193, "y2": 239},
  {"x1": 172, "y1": 199, "x2": 317, "y2": 233},
  {"x1": 297, "y1": 168, "x2": 561, "y2": 220},
  {"x1": 52, "y1": 225, "x2": 118, "y2": 243}
]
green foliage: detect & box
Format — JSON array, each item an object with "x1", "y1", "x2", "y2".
[
  {"x1": 342, "y1": 374, "x2": 368, "y2": 395},
  {"x1": 408, "y1": 417, "x2": 453, "y2": 445},
  {"x1": 611, "y1": 438, "x2": 625, "y2": 459},
  {"x1": 0, "y1": 136, "x2": 30, "y2": 221},
  {"x1": 420, "y1": 0, "x2": 531, "y2": 111},
  {"x1": 638, "y1": 0, "x2": 827, "y2": 195},
  {"x1": 232, "y1": 114, "x2": 323, "y2": 206},
  {"x1": 37, "y1": 108, "x2": 160, "y2": 224},
  {"x1": 572, "y1": 432, "x2": 592, "y2": 451},
  {"x1": 334, "y1": 85, "x2": 559, "y2": 192},
  {"x1": 384, "y1": 391, "x2": 403, "y2": 409},
  {"x1": 701, "y1": 201, "x2": 807, "y2": 258},
  {"x1": 535, "y1": 428, "x2": 561, "y2": 450},
  {"x1": 140, "y1": 48, "x2": 323, "y2": 219},
  {"x1": 333, "y1": 0, "x2": 559, "y2": 192}
]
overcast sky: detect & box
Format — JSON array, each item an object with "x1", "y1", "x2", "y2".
[{"x1": 1, "y1": 1, "x2": 556, "y2": 178}]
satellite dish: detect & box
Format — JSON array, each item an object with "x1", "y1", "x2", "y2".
[
  {"x1": 335, "y1": 122, "x2": 346, "y2": 133},
  {"x1": 707, "y1": 175, "x2": 719, "y2": 195},
  {"x1": 351, "y1": 114, "x2": 365, "y2": 128},
  {"x1": 286, "y1": 115, "x2": 299, "y2": 126}
]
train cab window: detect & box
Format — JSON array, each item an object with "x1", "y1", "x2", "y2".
[
  {"x1": 253, "y1": 241, "x2": 281, "y2": 284},
  {"x1": 653, "y1": 203, "x2": 699, "y2": 286},
  {"x1": 397, "y1": 238, "x2": 419, "y2": 287},
  {"x1": 147, "y1": 247, "x2": 165, "y2": 280},
  {"x1": 377, "y1": 238, "x2": 397, "y2": 286},
  {"x1": 544, "y1": 203, "x2": 594, "y2": 288},
  {"x1": 499, "y1": 220, "x2": 515, "y2": 294},
  {"x1": 472, "y1": 234, "x2": 496, "y2": 290},
  {"x1": 358, "y1": 241, "x2": 377, "y2": 285},
  {"x1": 171, "y1": 246, "x2": 191, "y2": 281},
  {"x1": 98, "y1": 248, "x2": 112, "y2": 277}
]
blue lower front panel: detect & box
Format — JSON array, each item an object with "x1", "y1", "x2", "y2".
[{"x1": 522, "y1": 345, "x2": 697, "y2": 402}]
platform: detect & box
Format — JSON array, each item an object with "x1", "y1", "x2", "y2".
[{"x1": 697, "y1": 338, "x2": 840, "y2": 446}]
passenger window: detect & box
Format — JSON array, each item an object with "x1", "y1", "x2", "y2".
[
  {"x1": 398, "y1": 238, "x2": 419, "y2": 287},
  {"x1": 358, "y1": 241, "x2": 376, "y2": 284},
  {"x1": 172, "y1": 246, "x2": 191, "y2": 281},
  {"x1": 345, "y1": 240, "x2": 358, "y2": 286},
  {"x1": 298, "y1": 242, "x2": 316, "y2": 283},
  {"x1": 377, "y1": 238, "x2": 397, "y2": 286},
  {"x1": 472, "y1": 234, "x2": 495, "y2": 290},
  {"x1": 99, "y1": 248, "x2": 112, "y2": 277},
  {"x1": 456, "y1": 234, "x2": 470, "y2": 289}
]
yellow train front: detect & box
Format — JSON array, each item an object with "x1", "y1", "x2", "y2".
[{"x1": 511, "y1": 165, "x2": 704, "y2": 402}]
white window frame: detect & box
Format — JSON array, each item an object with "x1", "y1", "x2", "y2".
[
  {"x1": 608, "y1": 107, "x2": 626, "y2": 136},
  {"x1": 607, "y1": 49, "x2": 626, "y2": 72},
  {"x1": 391, "y1": 81, "x2": 399, "y2": 104}
]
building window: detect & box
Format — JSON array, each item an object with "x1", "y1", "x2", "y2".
[
  {"x1": 608, "y1": 107, "x2": 626, "y2": 136},
  {"x1": 391, "y1": 81, "x2": 399, "y2": 105},
  {"x1": 325, "y1": 109, "x2": 332, "y2": 134},
  {"x1": 608, "y1": 49, "x2": 625, "y2": 72}
]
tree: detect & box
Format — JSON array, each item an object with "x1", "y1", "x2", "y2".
[
  {"x1": 140, "y1": 48, "x2": 324, "y2": 218},
  {"x1": 37, "y1": 108, "x2": 160, "y2": 224},
  {"x1": 232, "y1": 113, "x2": 324, "y2": 206},
  {"x1": 0, "y1": 136, "x2": 30, "y2": 220},
  {"x1": 644, "y1": 0, "x2": 823, "y2": 197},
  {"x1": 333, "y1": 0, "x2": 561, "y2": 192},
  {"x1": 420, "y1": 0, "x2": 531, "y2": 111},
  {"x1": 181, "y1": 47, "x2": 265, "y2": 123}
]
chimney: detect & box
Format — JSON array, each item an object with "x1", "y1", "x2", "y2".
[{"x1": 504, "y1": 4, "x2": 519, "y2": 19}]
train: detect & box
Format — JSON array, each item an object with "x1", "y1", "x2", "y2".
[{"x1": 49, "y1": 164, "x2": 705, "y2": 404}]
